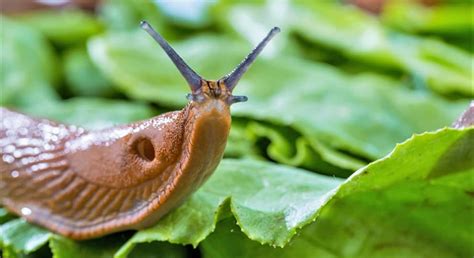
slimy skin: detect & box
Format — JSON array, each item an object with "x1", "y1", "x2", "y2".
[
  {"x1": 0, "y1": 22, "x2": 279, "y2": 240},
  {"x1": 0, "y1": 81, "x2": 231, "y2": 239}
]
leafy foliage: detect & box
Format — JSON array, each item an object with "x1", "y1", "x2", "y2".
[
  {"x1": 15, "y1": 9, "x2": 103, "y2": 46},
  {"x1": 0, "y1": 16, "x2": 59, "y2": 108},
  {"x1": 201, "y1": 128, "x2": 474, "y2": 258},
  {"x1": 2, "y1": 128, "x2": 472, "y2": 257}
]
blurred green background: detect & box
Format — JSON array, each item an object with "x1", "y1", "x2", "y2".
[{"x1": 1, "y1": 0, "x2": 472, "y2": 178}]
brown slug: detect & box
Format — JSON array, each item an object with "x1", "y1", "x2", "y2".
[{"x1": 0, "y1": 21, "x2": 280, "y2": 240}]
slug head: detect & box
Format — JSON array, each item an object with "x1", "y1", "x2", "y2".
[{"x1": 140, "y1": 21, "x2": 280, "y2": 105}]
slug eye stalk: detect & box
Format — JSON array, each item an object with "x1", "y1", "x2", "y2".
[
  {"x1": 140, "y1": 21, "x2": 202, "y2": 92},
  {"x1": 140, "y1": 20, "x2": 280, "y2": 95},
  {"x1": 220, "y1": 27, "x2": 280, "y2": 91}
]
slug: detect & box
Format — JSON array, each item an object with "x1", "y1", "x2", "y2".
[{"x1": 0, "y1": 21, "x2": 280, "y2": 240}]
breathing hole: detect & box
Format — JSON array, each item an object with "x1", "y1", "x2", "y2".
[{"x1": 135, "y1": 138, "x2": 155, "y2": 162}]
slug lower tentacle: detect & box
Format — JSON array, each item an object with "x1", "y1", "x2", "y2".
[{"x1": 0, "y1": 21, "x2": 279, "y2": 240}]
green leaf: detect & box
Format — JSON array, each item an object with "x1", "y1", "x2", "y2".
[
  {"x1": 152, "y1": 0, "x2": 215, "y2": 28},
  {"x1": 49, "y1": 234, "x2": 130, "y2": 258},
  {"x1": 63, "y1": 47, "x2": 116, "y2": 98},
  {"x1": 382, "y1": 1, "x2": 474, "y2": 36},
  {"x1": 201, "y1": 218, "x2": 339, "y2": 258},
  {"x1": 0, "y1": 16, "x2": 59, "y2": 107},
  {"x1": 232, "y1": 58, "x2": 466, "y2": 161},
  {"x1": 127, "y1": 242, "x2": 188, "y2": 258},
  {"x1": 231, "y1": 58, "x2": 466, "y2": 163},
  {"x1": 114, "y1": 159, "x2": 343, "y2": 257},
  {"x1": 0, "y1": 219, "x2": 52, "y2": 254},
  {"x1": 224, "y1": 121, "x2": 261, "y2": 159},
  {"x1": 244, "y1": 122, "x2": 354, "y2": 177},
  {"x1": 20, "y1": 98, "x2": 155, "y2": 130},
  {"x1": 0, "y1": 208, "x2": 14, "y2": 224},
  {"x1": 98, "y1": 0, "x2": 190, "y2": 34},
  {"x1": 289, "y1": 2, "x2": 474, "y2": 97},
  {"x1": 201, "y1": 127, "x2": 474, "y2": 258},
  {"x1": 14, "y1": 9, "x2": 103, "y2": 46},
  {"x1": 98, "y1": 0, "x2": 144, "y2": 31},
  {"x1": 0, "y1": 218, "x2": 182, "y2": 258}
]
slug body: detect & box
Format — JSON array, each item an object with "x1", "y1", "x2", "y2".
[
  {"x1": 0, "y1": 84, "x2": 230, "y2": 239},
  {"x1": 0, "y1": 22, "x2": 279, "y2": 239}
]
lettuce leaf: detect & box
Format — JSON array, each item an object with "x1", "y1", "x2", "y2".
[
  {"x1": 63, "y1": 47, "x2": 116, "y2": 98},
  {"x1": 0, "y1": 220, "x2": 52, "y2": 255},
  {"x1": 201, "y1": 127, "x2": 474, "y2": 258},
  {"x1": 114, "y1": 159, "x2": 342, "y2": 257},
  {"x1": 0, "y1": 16, "x2": 59, "y2": 108},
  {"x1": 14, "y1": 9, "x2": 103, "y2": 47},
  {"x1": 20, "y1": 97, "x2": 155, "y2": 130},
  {"x1": 382, "y1": 1, "x2": 473, "y2": 36},
  {"x1": 290, "y1": 2, "x2": 473, "y2": 97}
]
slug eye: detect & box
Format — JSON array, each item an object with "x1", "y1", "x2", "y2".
[{"x1": 134, "y1": 138, "x2": 155, "y2": 162}]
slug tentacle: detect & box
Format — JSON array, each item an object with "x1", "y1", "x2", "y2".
[
  {"x1": 0, "y1": 22, "x2": 279, "y2": 240},
  {"x1": 222, "y1": 26, "x2": 281, "y2": 91},
  {"x1": 140, "y1": 21, "x2": 202, "y2": 92},
  {"x1": 142, "y1": 21, "x2": 280, "y2": 104},
  {"x1": 228, "y1": 95, "x2": 249, "y2": 105}
]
